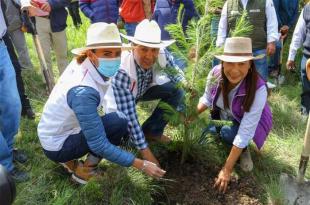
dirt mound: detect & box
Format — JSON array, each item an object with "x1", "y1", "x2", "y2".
[{"x1": 153, "y1": 151, "x2": 264, "y2": 205}]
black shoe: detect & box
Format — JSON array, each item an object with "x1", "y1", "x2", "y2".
[
  {"x1": 21, "y1": 107, "x2": 35, "y2": 119},
  {"x1": 13, "y1": 149, "x2": 28, "y2": 164},
  {"x1": 9, "y1": 168, "x2": 29, "y2": 183}
]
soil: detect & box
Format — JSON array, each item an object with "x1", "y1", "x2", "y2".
[{"x1": 153, "y1": 151, "x2": 265, "y2": 205}]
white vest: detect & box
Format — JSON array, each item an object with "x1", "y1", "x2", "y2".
[
  {"x1": 119, "y1": 49, "x2": 171, "y2": 97},
  {"x1": 37, "y1": 58, "x2": 117, "y2": 151}
]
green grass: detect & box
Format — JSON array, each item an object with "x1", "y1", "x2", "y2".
[{"x1": 14, "y1": 13, "x2": 310, "y2": 205}]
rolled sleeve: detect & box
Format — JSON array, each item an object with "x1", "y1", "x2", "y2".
[
  {"x1": 199, "y1": 70, "x2": 215, "y2": 107},
  {"x1": 112, "y1": 70, "x2": 148, "y2": 150},
  {"x1": 233, "y1": 86, "x2": 267, "y2": 148}
]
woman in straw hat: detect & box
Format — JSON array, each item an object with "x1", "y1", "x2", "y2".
[
  {"x1": 37, "y1": 22, "x2": 166, "y2": 185},
  {"x1": 197, "y1": 37, "x2": 272, "y2": 193}
]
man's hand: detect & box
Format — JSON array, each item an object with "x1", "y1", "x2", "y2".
[
  {"x1": 140, "y1": 147, "x2": 160, "y2": 167},
  {"x1": 280, "y1": 25, "x2": 289, "y2": 35},
  {"x1": 286, "y1": 60, "x2": 296, "y2": 71},
  {"x1": 213, "y1": 167, "x2": 231, "y2": 193},
  {"x1": 266, "y1": 42, "x2": 276, "y2": 56},
  {"x1": 41, "y1": 2, "x2": 51, "y2": 12}
]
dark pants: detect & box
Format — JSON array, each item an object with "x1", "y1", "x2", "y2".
[
  {"x1": 139, "y1": 82, "x2": 184, "y2": 138},
  {"x1": 43, "y1": 112, "x2": 128, "y2": 163},
  {"x1": 68, "y1": 1, "x2": 82, "y2": 28},
  {"x1": 300, "y1": 56, "x2": 310, "y2": 114},
  {"x1": 3, "y1": 34, "x2": 32, "y2": 111}
]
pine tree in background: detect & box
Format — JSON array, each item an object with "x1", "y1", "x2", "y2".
[{"x1": 159, "y1": 0, "x2": 253, "y2": 164}]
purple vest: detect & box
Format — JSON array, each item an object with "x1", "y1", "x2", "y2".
[{"x1": 209, "y1": 65, "x2": 272, "y2": 149}]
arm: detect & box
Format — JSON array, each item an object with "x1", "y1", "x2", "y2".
[
  {"x1": 198, "y1": 68, "x2": 217, "y2": 113},
  {"x1": 216, "y1": 1, "x2": 227, "y2": 47},
  {"x1": 266, "y1": 0, "x2": 279, "y2": 43},
  {"x1": 67, "y1": 86, "x2": 135, "y2": 167},
  {"x1": 142, "y1": 0, "x2": 152, "y2": 19},
  {"x1": 214, "y1": 86, "x2": 267, "y2": 193},
  {"x1": 288, "y1": 10, "x2": 306, "y2": 62},
  {"x1": 79, "y1": 0, "x2": 93, "y2": 19},
  {"x1": 163, "y1": 49, "x2": 186, "y2": 83},
  {"x1": 47, "y1": 0, "x2": 70, "y2": 10}
]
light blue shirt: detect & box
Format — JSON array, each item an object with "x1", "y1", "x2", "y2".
[{"x1": 0, "y1": 1, "x2": 7, "y2": 38}]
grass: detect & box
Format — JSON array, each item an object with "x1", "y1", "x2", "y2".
[{"x1": 13, "y1": 13, "x2": 310, "y2": 205}]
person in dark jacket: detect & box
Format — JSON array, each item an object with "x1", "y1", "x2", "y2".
[
  {"x1": 153, "y1": 0, "x2": 199, "y2": 41},
  {"x1": 268, "y1": 0, "x2": 299, "y2": 81},
  {"x1": 79, "y1": 0, "x2": 119, "y2": 24},
  {"x1": 30, "y1": 0, "x2": 70, "y2": 80}
]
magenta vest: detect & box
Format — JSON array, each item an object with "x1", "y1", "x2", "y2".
[{"x1": 209, "y1": 65, "x2": 272, "y2": 149}]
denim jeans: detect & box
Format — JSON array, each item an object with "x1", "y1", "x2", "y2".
[
  {"x1": 0, "y1": 41, "x2": 21, "y2": 172},
  {"x1": 140, "y1": 82, "x2": 184, "y2": 138},
  {"x1": 201, "y1": 121, "x2": 239, "y2": 145},
  {"x1": 43, "y1": 112, "x2": 128, "y2": 163},
  {"x1": 268, "y1": 40, "x2": 282, "y2": 73},
  {"x1": 253, "y1": 49, "x2": 268, "y2": 81},
  {"x1": 125, "y1": 23, "x2": 138, "y2": 36},
  {"x1": 300, "y1": 56, "x2": 310, "y2": 114}
]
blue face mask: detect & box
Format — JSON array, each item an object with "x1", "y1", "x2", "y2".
[{"x1": 97, "y1": 57, "x2": 121, "y2": 77}]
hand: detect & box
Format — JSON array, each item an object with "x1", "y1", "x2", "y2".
[
  {"x1": 41, "y1": 2, "x2": 51, "y2": 12},
  {"x1": 141, "y1": 160, "x2": 166, "y2": 178},
  {"x1": 140, "y1": 148, "x2": 160, "y2": 167},
  {"x1": 213, "y1": 167, "x2": 231, "y2": 193},
  {"x1": 266, "y1": 42, "x2": 276, "y2": 56},
  {"x1": 30, "y1": 0, "x2": 40, "y2": 8},
  {"x1": 286, "y1": 60, "x2": 295, "y2": 71},
  {"x1": 280, "y1": 25, "x2": 289, "y2": 35}
]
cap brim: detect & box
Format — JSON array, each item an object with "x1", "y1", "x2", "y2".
[
  {"x1": 214, "y1": 54, "x2": 265, "y2": 63},
  {"x1": 120, "y1": 33, "x2": 175, "y2": 48},
  {"x1": 71, "y1": 44, "x2": 132, "y2": 55}
]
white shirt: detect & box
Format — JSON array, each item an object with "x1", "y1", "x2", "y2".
[
  {"x1": 288, "y1": 10, "x2": 306, "y2": 61},
  {"x1": 0, "y1": 1, "x2": 7, "y2": 38},
  {"x1": 199, "y1": 70, "x2": 268, "y2": 148},
  {"x1": 216, "y1": 0, "x2": 279, "y2": 47}
]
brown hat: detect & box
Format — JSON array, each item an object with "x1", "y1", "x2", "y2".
[{"x1": 215, "y1": 37, "x2": 264, "y2": 62}]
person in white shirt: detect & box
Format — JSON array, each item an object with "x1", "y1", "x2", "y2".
[
  {"x1": 287, "y1": 4, "x2": 310, "y2": 116},
  {"x1": 216, "y1": 0, "x2": 278, "y2": 81},
  {"x1": 197, "y1": 37, "x2": 272, "y2": 193}
]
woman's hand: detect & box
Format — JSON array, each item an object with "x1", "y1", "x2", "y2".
[
  {"x1": 132, "y1": 159, "x2": 166, "y2": 178},
  {"x1": 141, "y1": 160, "x2": 166, "y2": 178},
  {"x1": 140, "y1": 147, "x2": 160, "y2": 167},
  {"x1": 214, "y1": 167, "x2": 231, "y2": 193}
]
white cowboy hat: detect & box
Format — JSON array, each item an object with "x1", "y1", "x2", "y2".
[
  {"x1": 120, "y1": 19, "x2": 175, "y2": 48},
  {"x1": 71, "y1": 22, "x2": 131, "y2": 55},
  {"x1": 215, "y1": 37, "x2": 265, "y2": 62}
]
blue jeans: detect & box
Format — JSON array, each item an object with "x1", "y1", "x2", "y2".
[
  {"x1": 300, "y1": 56, "x2": 310, "y2": 114},
  {"x1": 0, "y1": 41, "x2": 21, "y2": 172},
  {"x1": 43, "y1": 112, "x2": 128, "y2": 163},
  {"x1": 201, "y1": 121, "x2": 239, "y2": 145},
  {"x1": 140, "y1": 82, "x2": 184, "y2": 138},
  {"x1": 253, "y1": 49, "x2": 268, "y2": 81},
  {"x1": 268, "y1": 40, "x2": 282, "y2": 73},
  {"x1": 125, "y1": 23, "x2": 138, "y2": 36}
]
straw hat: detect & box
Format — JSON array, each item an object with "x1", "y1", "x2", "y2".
[
  {"x1": 71, "y1": 22, "x2": 131, "y2": 55},
  {"x1": 215, "y1": 37, "x2": 264, "y2": 62},
  {"x1": 120, "y1": 19, "x2": 175, "y2": 48},
  {"x1": 306, "y1": 58, "x2": 310, "y2": 80}
]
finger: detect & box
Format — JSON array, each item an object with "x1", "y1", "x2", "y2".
[
  {"x1": 213, "y1": 178, "x2": 220, "y2": 188},
  {"x1": 222, "y1": 181, "x2": 228, "y2": 193}
]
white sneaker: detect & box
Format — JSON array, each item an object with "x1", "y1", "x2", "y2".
[
  {"x1": 267, "y1": 81, "x2": 277, "y2": 89},
  {"x1": 240, "y1": 149, "x2": 253, "y2": 172}
]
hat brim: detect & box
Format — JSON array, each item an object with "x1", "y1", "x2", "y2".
[
  {"x1": 120, "y1": 33, "x2": 175, "y2": 48},
  {"x1": 71, "y1": 44, "x2": 132, "y2": 55},
  {"x1": 214, "y1": 54, "x2": 265, "y2": 63}
]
